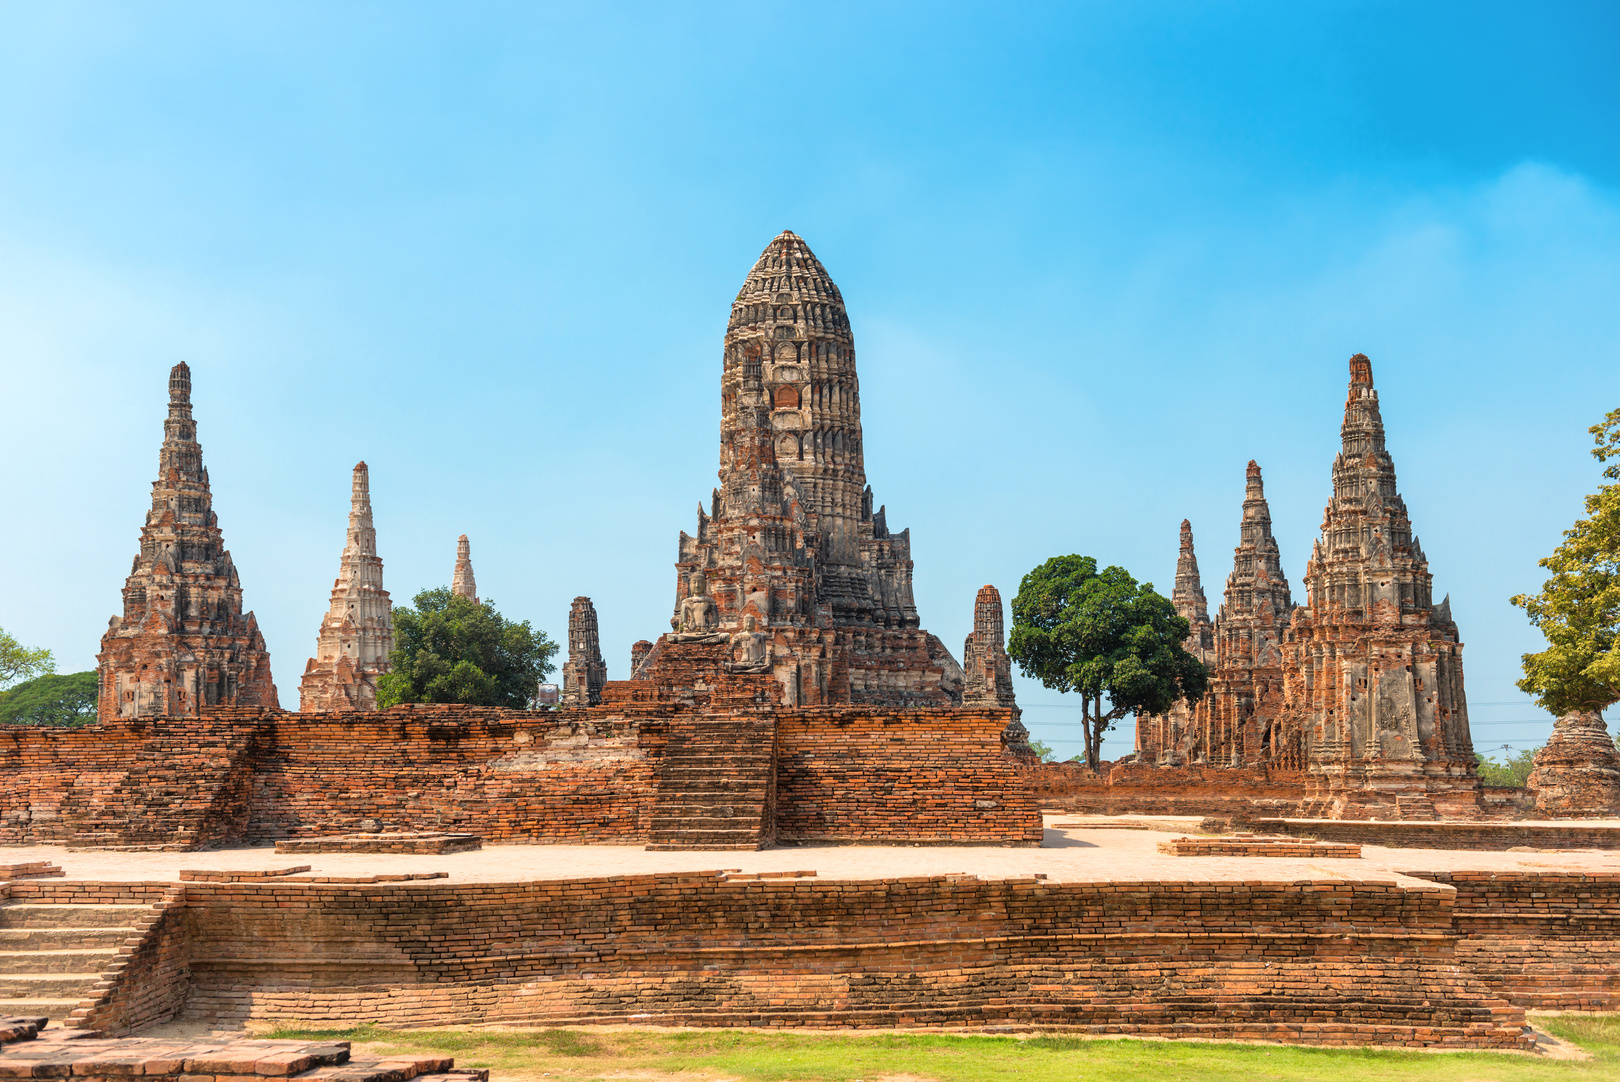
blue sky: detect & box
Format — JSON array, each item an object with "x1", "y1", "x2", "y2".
[{"x1": 2, "y1": 2, "x2": 1617, "y2": 760}]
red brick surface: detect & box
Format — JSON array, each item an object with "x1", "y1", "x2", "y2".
[
  {"x1": 0, "y1": 704, "x2": 1037, "y2": 850},
  {"x1": 94, "y1": 874, "x2": 1527, "y2": 1048}
]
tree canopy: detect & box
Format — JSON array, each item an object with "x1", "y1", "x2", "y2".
[
  {"x1": 0, "y1": 624, "x2": 54, "y2": 690},
  {"x1": 375, "y1": 588, "x2": 559, "y2": 709},
  {"x1": 0, "y1": 671, "x2": 99, "y2": 726},
  {"x1": 1008, "y1": 554, "x2": 1208, "y2": 771},
  {"x1": 1511, "y1": 407, "x2": 1620, "y2": 718}
]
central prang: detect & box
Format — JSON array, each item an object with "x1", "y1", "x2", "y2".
[{"x1": 628, "y1": 230, "x2": 969, "y2": 708}]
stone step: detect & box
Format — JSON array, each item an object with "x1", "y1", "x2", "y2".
[
  {"x1": 644, "y1": 841, "x2": 764, "y2": 851},
  {"x1": 644, "y1": 835, "x2": 764, "y2": 848},
  {"x1": 651, "y1": 788, "x2": 770, "y2": 802},
  {"x1": 648, "y1": 806, "x2": 767, "y2": 822},
  {"x1": 0, "y1": 948, "x2": 122, "y2": 974},
  {"x1": 0, "y1": 928, "x2": 135, "y2": 951},
  {"x1": 0, "y1": 996, "x2": 83, "y2": 1020},
  {"x1": 0, "y1": 904, "x2": 150, "y2": 929},
  {"x1": 0, "y1": 973, "x2": 104, "y2": 999},
  {"x1": 649, "y1": 818, "x2": 766, "y2": 832}
]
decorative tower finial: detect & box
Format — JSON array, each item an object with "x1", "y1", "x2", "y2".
[
  {"x1": 452, "y1": 534, "x2": 478, "y2": 603},
  {"x1": 300, "y1": 461, "x2": 395, "y2": 711}
]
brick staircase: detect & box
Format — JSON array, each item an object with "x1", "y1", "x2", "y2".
[
  {"x1": 645, "y1": 715, "x2": 776, "y2": 851},
  {"x1": 0, "y1": 898, "x2": 149, "y2": 1020}
]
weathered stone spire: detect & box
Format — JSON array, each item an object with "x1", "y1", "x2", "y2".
[
  {"x1": 962, "y1": 584, "x2": 1031, "y2": 758},
  {"x1": 560, "y1": 596, "x2": 606, "y2": 707},
  {"x1": 97, "y1": 363, "x2": 279, "y2": 719},
  {"x1": 1171, "y1": 519, "x2": 1212, "y2": 652},
  {"x1": 1220, "y1": 462, "x2": 1293, "y2": 631},
  {"x1": 299, "y1": 462, "x2": 395, "y2": 711},
  {"x1": 452, "y1": 534, "x2": 478, "y2": 602},
  {"x1": 1285, "y1": 354, "x2": 1478, "y2": 819}
]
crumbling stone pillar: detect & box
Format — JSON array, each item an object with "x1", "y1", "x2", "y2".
[{"x1": 1527, "y1": 712, "x2": 1620, "y2": 818}]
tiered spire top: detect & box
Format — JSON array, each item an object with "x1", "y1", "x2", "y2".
[
  {"x1": 1171, "y1": 519, "x2": 1210, "y2": 626},
  {"x1": 1221, "y1": 460, "x2": 1293, "y2": 621},
  {"x1": 452, "y1": 534, "x2": 478, "y2": 603}
]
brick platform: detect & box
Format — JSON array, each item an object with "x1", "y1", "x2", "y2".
[
  {"x1": 0, "y1": 872, "x2": 1530, "y2": 1049},
  {"x1": 1253, "y1": 818, "x2": 1620, "y2": 850},
  {"x1": 1, "y1": 704, "x2": 1037, "y2": 851},
  {"x1": 0, "y1": 1020, "x2": 486, "y2": 1082},
  {"x1": 274, "y1": 835, "x2": 482, "y2": 855},
  {"x1": 1157, "y1": 836, "x2": 1362, "y2": 858}
]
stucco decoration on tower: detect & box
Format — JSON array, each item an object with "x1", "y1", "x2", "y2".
[
  {"x1": 634, "y1": 231, "x2": 965, "y2": 707},
  {"x1": 97, "y1": 363, "x2": 279, "y2": 719},
  {"x1": 1285, "y1": 354, "x2": 1479, "y2": 819},
  {"x1": 299, "y1": 462, "x2": 395, "y2": 712}
]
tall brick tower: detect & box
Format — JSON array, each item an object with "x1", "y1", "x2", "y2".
[
  {"x1": 644, "y1": 231, "x2": 963, "y2": 707},
  {"x1": 452, "y1": 535, "x2": 478, "y2": 602},
  {"x1": 299, "y1": 462, "x2": 394, "y2": 711},
  {"x1": 1198, "y1": 461, "x2": 1298, "y2": 767},
  {"x1": 1137, "y1": 519, "x2": 1215, "y2": 764},
  {"x1": 1285, "y1": 354, "x2": 1479, "y2": 818},
  {"x1": 97, "y1": 363, "x2": 279, "y2": 719}
]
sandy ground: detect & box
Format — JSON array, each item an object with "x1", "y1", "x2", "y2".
[{"x1": 4, "y1": 814, "x2": 1618, "y2": 886}]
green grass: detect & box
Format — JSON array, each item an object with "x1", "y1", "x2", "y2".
[{"x1": 263, "y1": 1015, "x2": 1620, "y2": 1081}]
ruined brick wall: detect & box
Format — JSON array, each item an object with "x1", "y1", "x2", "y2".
[
  {"x1": 161, "y1": 873, "x2": 1523, "y2": 1047},
  {"x1": 1, "y1": 703, "x2": 1039, "y2": 848},
  {"x1": 0, "y1": 718, "x2": 263, "y2": 847},
  {"x1": 1024, "y1": 762, "x2": 1306, "y2": 818},
  {"x1": 1254, "y1": 819, "x2": 1620, "y2": 851},
  {"x1": 242, "y1": 705, "x2": 666, "y2": 843},
  {"x1": 774, "y1": 707, "x2": 1042, "y2": 845},
  {"x1": 1399, "y1": 871, "x2": 1620, "y2": 1010}
]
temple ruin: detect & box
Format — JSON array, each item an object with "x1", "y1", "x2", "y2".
[
  {"x1": 962, "y1": 584, "x2": 1033, "y2": 756},
  {"x1": 1527, "y1": 711, "x2": 1620, "y2": 817},
  {"x1": 96, "y1": 363, "x2": 279, "y2": 719},
  {"x1": 1286, "y1": 354, "x2": 1479, "y2": 818},
  {"x1": 1131, "y1": 355, "x2": 1478, "y2": 820},
  {"x1": 628, "y1": 231, "x2": 971, "y2": 709},
  {"x1": 560, "y1": 596, "x2": 607, "y2": 707},
  {"x1": 1139, "y1": 470, "x2": 1298, "y2": 770},
  {"x1": 1136, "y1": 519, "x2": 1213, "y2": 764},
  {"x1": 298, "y1": 462, "x2": 394, "y2": 712},
  {"x1": 451, "y1": 534, "x2": 478, "y2": 602}
]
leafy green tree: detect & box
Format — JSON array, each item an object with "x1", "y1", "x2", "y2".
[
  {"x1": 0, "y1": 625, "x2": 54, "y2": 689},
  {"x1": 1474, "y1": 746, "x2": 1541, "y2": 789},
  {"x1": 0, "y1": 671, "x2": 99, "y2": 726},
  {"x1": 1027, "y1": 738, "x2": 1056, "y2": 763},
  {"x1": 1009, "y1": 555, "x2": 1209, "y2": 772},
  {"x1": 1512, "y1": 407, "x2": 1620, "y2": 718},
  {"x1": 375, "y1": 588, "x2": 558, "y2": 709}
]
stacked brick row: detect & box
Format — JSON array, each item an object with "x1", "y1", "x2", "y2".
[
  {"x1": 775, "y1": 707, "x2": 1042, "y2": 845},
  {"x1": 1400, "y1": 871, "x2": 1620, "y2": 1011},
  {"x1": 132, "y1": 874, "x2": 1528, "y2": 1047},
  {"x1": 1251, "y1": 818, "x2": 1620, "y2": 851},
  {"x1": 1, "y1": 703, "x2": 1040, "y2": 849},
  {"x1": 1157, "y1": 837, "x2": 1362, "y2": 858}
]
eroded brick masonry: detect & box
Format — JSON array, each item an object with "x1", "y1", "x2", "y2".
[{"x1": 96, "y1": 363, "x2": 279, "y2": 720}]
